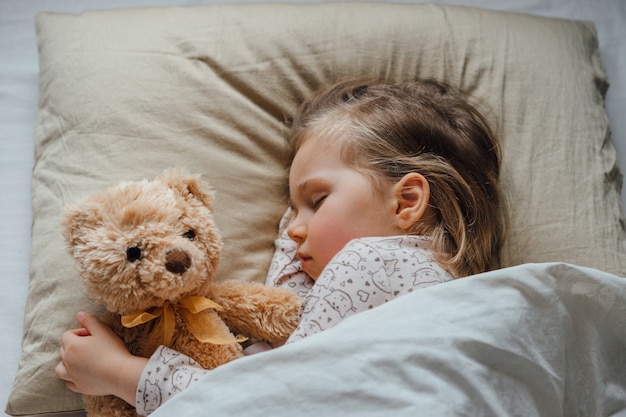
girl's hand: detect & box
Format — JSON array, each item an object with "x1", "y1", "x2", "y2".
[{"x1": 55, "y1": 311, "x2": 148, "y2": 405}]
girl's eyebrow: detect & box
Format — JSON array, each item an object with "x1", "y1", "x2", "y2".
[
  {"x1": 298, "y1": 180, "x2": 312, "y2": 192},
  {"x1": 291, "y1": 178, "x2": 327, "y2": 205},
  {"x1": 298, "y1": 178, "x2": 326, "y2": 192}
]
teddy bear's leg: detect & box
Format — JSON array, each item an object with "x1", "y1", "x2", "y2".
[
  {"x1": 210, "y1": 281, "x2": 301, "y2": 345},
  {"x1": 84, "y1": 394, "x2": 138, "y2": 417}
]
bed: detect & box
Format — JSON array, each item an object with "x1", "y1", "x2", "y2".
[{"x1": 1, "y1": 1, "x2": 625, "y2": 416}]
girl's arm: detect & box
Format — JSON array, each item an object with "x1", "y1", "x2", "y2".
[{"x1": 55, "y1": 311, "x2": 148, "y2": 405}]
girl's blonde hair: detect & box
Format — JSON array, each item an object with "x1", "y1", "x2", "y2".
[{"x1": 290, "y1": 79, "x2": 506, "y2": 277}]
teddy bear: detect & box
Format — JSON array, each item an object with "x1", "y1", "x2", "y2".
[{"x1": 61, "y1": 168, "x2": 301, "y2": 417}]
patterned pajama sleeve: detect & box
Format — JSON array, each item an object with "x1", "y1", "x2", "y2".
[
  {"x1": 136, "y1": 346, "x2": 209, "y2": 416},
  {"x1": 286, "y1": 236, "x2": 452, "y2": 343}
]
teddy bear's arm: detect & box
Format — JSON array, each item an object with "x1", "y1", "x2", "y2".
[{"x1": 210, "y1": 281, "x2": 301, "y2": 346}]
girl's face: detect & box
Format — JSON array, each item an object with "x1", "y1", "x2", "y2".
[{"x1": 287, "y1": 138, "x2": 401, "y2": 280}]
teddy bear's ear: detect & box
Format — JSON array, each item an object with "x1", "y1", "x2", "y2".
[
  {"x1": 60, "y1": 198, "x2": 99, "y2": 248},
  {"x1": 157, "y1": 168, "x2": 215, "y2": 209}
]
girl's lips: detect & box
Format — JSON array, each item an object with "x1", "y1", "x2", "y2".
[
  {"x1": 297, "y1": 252, "x2": 311, "y2": 262},
  {"x1": 297, "y1": 252, "x2": 313, "y2": 271},
  {"x1": 296, "y1": 252, "x2": 317, "y2": 280}
]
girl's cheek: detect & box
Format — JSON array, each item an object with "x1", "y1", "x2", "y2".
[
  {"x1": 310, "y1": 217, "x2": 338, "y2": 260},
  {"x1": 320, "y1": 230, "x2": 350, "y2": 265}
]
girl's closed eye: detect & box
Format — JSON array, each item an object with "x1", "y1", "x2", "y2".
[{"x1": 312, "y1": 194, "x2": 327, "y2": 210}]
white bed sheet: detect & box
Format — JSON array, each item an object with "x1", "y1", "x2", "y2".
[{"x1": 1, "y1": 1, "x2": 624, "y2": 416}]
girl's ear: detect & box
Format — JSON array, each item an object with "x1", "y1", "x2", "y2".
[{"x1": 393, "y1": 173, "x2": 431, "y2": 231}]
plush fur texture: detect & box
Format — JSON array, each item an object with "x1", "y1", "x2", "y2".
[{"x1": 62, "y1": 169, "x2": 300, "y2": 417}]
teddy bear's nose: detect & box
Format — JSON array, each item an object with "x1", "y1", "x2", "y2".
[{"x1": 165, "y1": 249, "x2": 192, "y2": 274}]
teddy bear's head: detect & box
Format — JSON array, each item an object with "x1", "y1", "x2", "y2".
[{"x1": 62, "y1": 169, "x2": 222, "y2": 315}]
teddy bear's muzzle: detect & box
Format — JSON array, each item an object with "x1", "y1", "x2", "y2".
[{"x1": 165, "y1": 248, "x2": 192, "y2": 274}]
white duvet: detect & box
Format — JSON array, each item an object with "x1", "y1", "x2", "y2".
[{"x1": 150, "y1": 262, "x2": 626, "y2": 416}]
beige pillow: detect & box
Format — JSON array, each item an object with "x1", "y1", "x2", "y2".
[{"x1": 8, "y1": 3, "x2": 626, "y2": 415}]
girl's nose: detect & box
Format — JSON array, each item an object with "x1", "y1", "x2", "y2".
[{"x1": 287, "y1": 217, "x2": 306, "y2": 245}]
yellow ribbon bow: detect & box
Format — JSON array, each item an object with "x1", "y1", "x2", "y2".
[{"x1": 121, "y1": 296, "x2": 237, "y2": 350}]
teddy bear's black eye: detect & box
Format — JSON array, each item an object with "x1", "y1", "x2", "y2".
[
  {"x1": 126, "y1": 246, "x2": 142, "y2": 262},
  {"x1": 183, "y1": 230, "x2": 196, "y2": 240}
]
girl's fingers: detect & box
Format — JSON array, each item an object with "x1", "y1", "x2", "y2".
[
  {"x1": 65, "y1": 381, "x2": 79, "y2": 393},
  {"x1": 75, "y1": 311, "x2": 104, "y2": 336},
  {"x1": 70, "y1": 327, "x2": 91, "y2": 337},
  {"x1": 55, "y1": 360, "x2": 68, "y2": 381}
]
